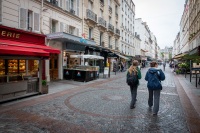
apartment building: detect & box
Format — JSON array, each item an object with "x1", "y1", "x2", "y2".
[
  {"x1": 134, "y1": 33, "x2": 141, "y2": 56},
  {"x1": 179, "y1": 0, "x2": 189, "y2": 54},
  {"x1": 120, "y1": 0, "x2": 135, "y2": 56},
  {"x1": 189, "y1": 0, "x2": 200, "y2": 55}
]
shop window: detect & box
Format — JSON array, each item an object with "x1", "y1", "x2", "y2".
[
  {"x1": 0, "y1": 59, "x2": 5, "y2": 75},
  {"x1": 0, "y1": 0, "x2": 2, "y2": 23}
]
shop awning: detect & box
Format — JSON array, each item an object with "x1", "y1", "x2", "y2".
[
  {"x1": 70, "y1": 54, "x2": 104, "y2": 60},
  {"x1": 116, "y1": 53, "x2": 130, "y2": 60},
  {"x1": 173, "y1": 53, "x2": 187, "y2": 59},
  {"x1": 0, "y1": 45, "x2": 49, "y2": 57},
  {"x1": 0, "y1": 39, "x2": 60, "y2": 56}
]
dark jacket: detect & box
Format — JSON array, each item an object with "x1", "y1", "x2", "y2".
[
  {"x1": 145, "y1": 68, "x2": 165, "y2": 90},
  {"x1": 126, "y1": 67, "x2": 142, "y2": 85}
]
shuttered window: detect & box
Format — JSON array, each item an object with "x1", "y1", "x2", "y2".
[
  {"x1": 20, "y1": 8, "x2": 27, "y2": 29},
  {"x1": 66, "y1": 0, "x2": 69, "y2": 11},
  {"x1": 34, "y1": 13, "x2": 40, "y2": 32},
  {"x1": 60, "y1": 22, "x2": 64, "y2": 32},
  {"x1": 0, "y1": 0, "x2": 2, "y2": 22},
  {"x1": 59, "y1": 0, "x2": 63, "y2": 8}
]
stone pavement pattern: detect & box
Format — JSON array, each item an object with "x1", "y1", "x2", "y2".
[{"x1": 0, "y1": 67, "x2": 190, "y2": 133}]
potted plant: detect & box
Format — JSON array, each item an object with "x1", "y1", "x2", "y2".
[{"x1": 41, "y1": 80, "x2": 49, "y2": 94}]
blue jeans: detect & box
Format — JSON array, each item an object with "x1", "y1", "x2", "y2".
[
  {"x1": 130, "y1": 85, "x2": 138, "y2": 106},
  {"x1": 148, "y1": 89, "x2": 161, "y2": 114}
]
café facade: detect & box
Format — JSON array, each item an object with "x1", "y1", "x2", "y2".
[{"x1": 0, "y1": 25, "x2": 60, "y2": 102}]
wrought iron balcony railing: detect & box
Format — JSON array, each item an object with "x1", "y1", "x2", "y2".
[
  {"x1": 108, "y1": 23, "x2": 114, "y2": 33},
  {"x1": 98, "y1": 17, "x2": 106, "y2": 28},
  {"x1": 70, "y1": 9, "x2": 75, "y2": 15},
  {"x1": 100, "y1": 0, "x2": 104, "y2": 7},
  {"x1": 86, "y1": 9, "x2": 97, "y2": 22},
  {"x1": 47, "y1": 0, "x2": 58, "y2": 6},
  {"x1": 115, "y1": 28, "x2": 120, "y2": 35}
]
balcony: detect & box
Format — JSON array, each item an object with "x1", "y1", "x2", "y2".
[
  {"x1": 70, "y1": 9, "x2": 75, "y2": 15},
  {"x1": 100, "y1": 0, "x2": 104, "y2": 7},
  {"x1": 86, "y1": 9, "x2": 97, "y2": 24},
  {"x1": 108, "y1": 23, "x2": 114, "y2": 34},
  {"x1": 46, "y1": 0, "x2": 58, "y2": 7},
  {"x1": 115, "y1": 28, "x2": 120, "y2": 36},
  {"x1": 109, "y1": 6, "x2": 112, "y2": 14},
  {"x1": 98, "y1": 17, "x2": 107, "y2": 30}
]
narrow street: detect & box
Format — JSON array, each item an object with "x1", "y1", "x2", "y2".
[{"x1": 1, "y1": 66, "x2": 199, "y2": 133}]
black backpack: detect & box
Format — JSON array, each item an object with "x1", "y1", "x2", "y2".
[{"x1": 127, "y1": 72, "x2": 139, "y2": 86}]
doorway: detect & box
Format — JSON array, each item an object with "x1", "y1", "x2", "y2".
[{"x1": 49, "y1": 54, "x2": 59, "y2": 80}]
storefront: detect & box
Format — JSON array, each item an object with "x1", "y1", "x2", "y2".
[
  {"x1": 0, "y1": 25, "x2": 60, "y2": 102},
  {"x1": 46, "y1": 32, "x2": 110, "y2": 81}
]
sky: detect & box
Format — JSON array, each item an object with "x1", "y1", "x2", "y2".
[{"x1": 133, "y1": 0, "x2": 185, "y2": 49}]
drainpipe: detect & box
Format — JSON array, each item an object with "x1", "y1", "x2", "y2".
[{"x1": 40, "y1": 0, "x2": 44, "y2": 34}]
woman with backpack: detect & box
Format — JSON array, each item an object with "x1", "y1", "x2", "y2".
[
  {"x1": 145, "y1": 61, "x2": 165, "y2": 115},
  {"x1": 126, "y1": 60, "x2": 142, "y2": 109}
]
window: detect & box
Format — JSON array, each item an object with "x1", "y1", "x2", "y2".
[
  {"x1": 59, "y1": 0, "x2": 63, "y2": 8},
  {"x1": 109, "y1": 16, "x2": 111, "y2": 23},
  {"x1": 100, "y1": 32, "x2": 103, "y2": 45},
  {"x1": 69, "y1": 26, "x2": 75, "y2": 35},
  {"x1": 100, "y1": 9, "x2": 103, "y2": 18},
  {"x1": 27, "y1": 10, "x2": 33, "y2": 31},
  {"x1": 20, "y1": 8, "x2": 40, "y2": 32},
  {"x1": 88, "y1": 0, "x2": 92, "y2": 10},
  {"x1": 52, "y1": 20, "x2": 57, "y2": 33},
  {"x1": 89, "y1": 28, "x2": 93, "y2": 39},
  {"x1": 115, "y1": 5, "x2": 118, "y2": 14},
  {"x1": 0, "y1": 0, "x2": 2, "y2": 23},
  {"x1": 71, "y1": 0, "x2": 75, "y2": 10},
  {"x1": 109, "y1": 36, "x2": 111, "y2": 46}
]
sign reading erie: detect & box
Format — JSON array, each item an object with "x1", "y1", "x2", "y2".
[{"x1": 1, "y1": 31, "x2": 20, "y2": 39}]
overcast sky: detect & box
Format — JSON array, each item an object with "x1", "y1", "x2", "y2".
[{"x1": 134, "y1": 0, "x2": 185, "y2": 49}]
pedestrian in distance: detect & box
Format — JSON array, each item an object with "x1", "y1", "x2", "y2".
[
  {"x1": 145, "y1": 61, "x2": 165, "y2": 115},
  {"x1": 126, "y1": 60, "x2": 142, "y2": 109},
  {"x1": 163, "y1": 62, "x2": 166, "y2": 71}
]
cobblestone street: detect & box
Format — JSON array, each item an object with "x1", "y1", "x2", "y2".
[{"x1": 0, "y1": 66, "x2": 199, "y2": 133}]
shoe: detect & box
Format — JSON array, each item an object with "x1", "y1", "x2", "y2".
[
  {"x1": 152, "y1": 113, "x2": 157, "y2": 116},
  {"x1": 130, "y1": 105, "x2": 135, "y2": 109}
]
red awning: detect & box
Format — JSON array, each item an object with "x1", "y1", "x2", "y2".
[
  {"x1": 0, "y1": 45, "x2": 49, "y2": 57},
  {"x1": 0, "y1": 39, "x2": 60, "y2": 57}
]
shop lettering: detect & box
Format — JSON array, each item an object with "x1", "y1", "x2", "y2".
[{"x1": 1, "y1": 31, "x2": 20, "y2": 39}]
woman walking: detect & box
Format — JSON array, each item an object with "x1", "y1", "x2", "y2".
[
  {"x1": 145, "y1": 61, "x2": 165, "y2": 115},
  {"x1": 126, "y1": 60, "x2": 142, "y2": 109}
]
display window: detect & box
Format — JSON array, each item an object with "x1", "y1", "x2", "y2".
[{"x1": 0, "y1": 59, "x2": 5, "y2": 75}]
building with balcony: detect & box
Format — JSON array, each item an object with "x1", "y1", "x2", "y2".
[
  {"x1": 134, "y1": 33, "x2": 141, "y2": 57},
  {"x1": 189, "y1": 0, "x2": 200, "y2": 55},
  {"x1": 83, "y1": 0, "x2": 121, "y2": 71},
  {"x1": 179, "y1": 0, "x2": 189, "y2": 54},
  {"x1": 120, "y1": 0, "x2": 135, "y2": 56}
]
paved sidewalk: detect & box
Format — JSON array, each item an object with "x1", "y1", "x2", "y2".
[{"x1": 0, "y1": 66, "x2": 198, "y2": 132}]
